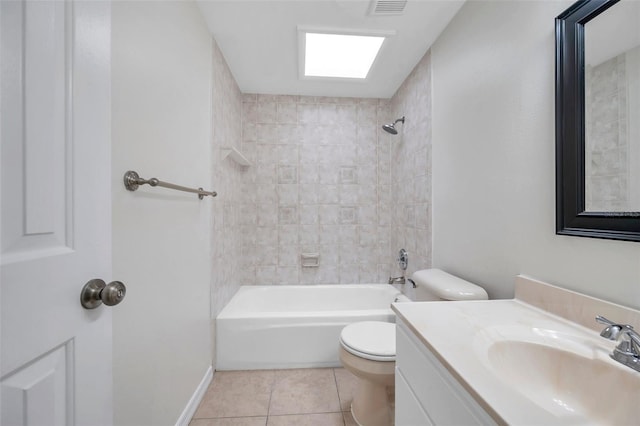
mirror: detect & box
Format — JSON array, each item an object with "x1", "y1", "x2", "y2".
[
  {"x1": 556, "y1": 0, "x2": 640, "y2": 242},
  {"x1": 584, "y1": 1, "x2": 640, "y2": 212}
]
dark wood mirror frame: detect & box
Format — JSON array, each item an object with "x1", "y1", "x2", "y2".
[{"x1": 556, "y1": 0, "x2": 640, "y2": 242}]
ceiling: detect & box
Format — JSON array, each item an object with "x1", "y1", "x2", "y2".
[{"x1": 196, "y1": 0, "x2": 465, "y2": 99}]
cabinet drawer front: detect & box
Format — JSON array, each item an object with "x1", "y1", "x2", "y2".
[
  {"x1": 396, "y1": 368, "x2": 434, "y2": 426},
  {"x1": 396, "y1": 321, "x2": 496, "y2": 425}
]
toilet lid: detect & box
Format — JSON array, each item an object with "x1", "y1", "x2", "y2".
[{"x1": 340, "y1": 321, "x2": 395, "y2": 362}]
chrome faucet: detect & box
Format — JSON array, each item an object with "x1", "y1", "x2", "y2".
[
  {"x1": 388, "y1": 248, "x2": 416, "y2": 287},
  {"x1": 388, "y1": 275, "x2": 404, "y2": 284},
  {"x1": 388, "y1": 276, "x2": 416, "y2": 288},
  {"x1": 596, "y1": 315, "x2": 640, "y2": 373}
]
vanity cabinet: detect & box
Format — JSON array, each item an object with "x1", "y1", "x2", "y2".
[{"x1": 395, "y1": 319, "x2": 496, "y2": 426}]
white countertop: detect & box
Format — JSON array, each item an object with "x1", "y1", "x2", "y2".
[{"x1": 392, "y1": 297, "x2": 626, "y2": 425}]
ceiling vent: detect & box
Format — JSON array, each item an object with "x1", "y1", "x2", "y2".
[{"x1": 368, "y1": 0, "x2": 408, "y2": 16}]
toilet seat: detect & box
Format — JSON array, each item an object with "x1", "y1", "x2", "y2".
[{"x1": 340, "y1": 321, "x2": 396, "y2": 362}]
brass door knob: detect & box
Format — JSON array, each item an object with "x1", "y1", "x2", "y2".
[{"x1": 80, "y1": 279, "x2": 126, "y2": 309}]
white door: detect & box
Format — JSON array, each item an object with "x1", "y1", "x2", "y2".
[{"x1": 1, "y1": 1, "x2": 113, "y2": 425}]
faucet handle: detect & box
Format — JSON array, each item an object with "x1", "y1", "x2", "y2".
[
  {"x1": 595, "y1": 315, "x2": 612, "y2": 325},
  {"x1": 596, "y1": 315, "x2": 619, "y2": 326},
  {"x1": 622, "y1": 329, "x2": 640, "y2": 355},
  {"x1": 596, "y1": 315, "x2": 635, "y2": 328},
  {"x1": 397, "y1": 249, "x2": 408, "y2": 271}
]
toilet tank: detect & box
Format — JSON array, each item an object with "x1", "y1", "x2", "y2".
[{"x1": 411, "y1": 269, "x2": 488, "y2": 301}]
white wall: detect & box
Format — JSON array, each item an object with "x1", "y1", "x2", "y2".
[
  {"x1": 111, "y1": 2, "x2": 213, "y2": 424},
  {"x1": 432, "y1": 0, "x2": 640, "y2": 309}
]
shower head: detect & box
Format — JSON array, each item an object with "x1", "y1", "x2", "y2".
[
  {"x1": 382, "y1": 123, "x2": 398, "y2": 135},
  {"x1": 382, "y1": 116, "x2": 405, "y2": 135}
]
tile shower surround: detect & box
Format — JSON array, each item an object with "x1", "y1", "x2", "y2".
[
  {"x1": 239, "y1": 95, "x2": 395, "y2": 286},
  {"x1": 585, "y1": 48, "x2": 636, "y2": 211},
  {"x1": 211, "y1": 40, "x2": 245, "y2": 318},
  {"x1": 211, "y1": 47, "x2": 433, "y2": 318},
  {"x1": 388, "y1": 51, "x2": 432, "y2": 280}
]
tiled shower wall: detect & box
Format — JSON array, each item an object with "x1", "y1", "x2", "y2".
[
  {"x1": 585, "y1": 47, "x2": 639, "y2": 212},
  {"x1": 238, "y1": 95, "x2": 395, "y2": 285},
  {"x1": 211, "y1": 39, "x2": 246, "y2": 318},
  {"x1": 210, "y1": 47, "x2": 433, "y2": 297},
  {"x1": 388, "y1": 51, "x2": 433, "y2": 279}
]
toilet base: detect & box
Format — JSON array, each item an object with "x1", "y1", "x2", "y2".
[
  {"x1": 339, "y1": 347, "x2": 395, "y2": 426},
  {"x1": 350, "y1": 381, "x2": 393, "y2": 426}
]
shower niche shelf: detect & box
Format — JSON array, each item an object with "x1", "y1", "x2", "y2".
[{"x1": 221, "y1": 146, "x2": 251, "y2": 167}]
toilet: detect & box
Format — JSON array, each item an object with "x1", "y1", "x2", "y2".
[{"x1": 339, "y1": 269, "x2": 488, "y2": 426}]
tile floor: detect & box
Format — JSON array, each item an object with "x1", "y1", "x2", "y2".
[{"x1": 191, "y1": 368, "x2": 362, "y2": 426}]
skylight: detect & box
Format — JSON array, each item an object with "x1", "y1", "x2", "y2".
[{"x1": 303, "y1": 32, "x2": 385, "y2": 79}]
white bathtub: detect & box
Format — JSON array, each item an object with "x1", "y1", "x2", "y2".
[{"x1": 215, "y1": 284, "x2": 409, "y2": 370}]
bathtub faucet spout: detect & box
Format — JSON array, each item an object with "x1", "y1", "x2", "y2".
[
  {"x1": 388, "y1": 276, "x2": 416, "y2": 288},
  {"x1": 388, "y1": 275, "x2": 404, "y2": 284}
]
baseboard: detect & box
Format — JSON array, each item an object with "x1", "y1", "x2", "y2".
[{"x1": 175, "y1": 365, "x2": 213, "y2": 426}]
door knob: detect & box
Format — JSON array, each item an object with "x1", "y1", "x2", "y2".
[{"x1": 80, "y1": 279, "x2": 126, "y2": 309}]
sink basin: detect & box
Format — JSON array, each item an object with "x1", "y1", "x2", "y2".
[{"x1": 478, "y1": 329, "x2": 640, "y2": 424}]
